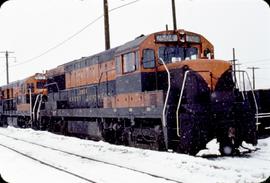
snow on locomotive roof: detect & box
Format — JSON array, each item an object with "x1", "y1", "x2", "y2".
[
  {"x1": 63, "y1": 47, "x2": 119, "y2": 72},
  {"x1": 0, "y1": 73, "x2": 45, "y2": 88},
  {"x1": 116, "y1": 34, "x2": 147, "y2": 54},
  {"x1": 58, "y1": 29, "x2": 208, "y2": 73},
  {"x1": 61, "y1": 34, "x2": 148, "y2": 72}
]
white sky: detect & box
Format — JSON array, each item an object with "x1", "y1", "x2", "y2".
[{"x1": 0, "y1": 0, "x2": 269, "y2": 88}]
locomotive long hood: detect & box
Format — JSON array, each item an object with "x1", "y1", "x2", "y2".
[{"x1": 158, "y1": 59, "x2": 232, "y2": 90}]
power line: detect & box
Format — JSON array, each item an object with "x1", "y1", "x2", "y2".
[
  {"x1": 10, "y1": 0, "x2": 140, "y2": 68},
  {"x1": 242, "y1": 62, "x2": 270, "y2": 68},
  {"x1": 241, "y1": 58, "x2": 270, "y2": 64},
  {"x1": 256, "y1": 77, "x2": 270, "y2": 80}
]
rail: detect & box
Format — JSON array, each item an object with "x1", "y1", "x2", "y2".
[
  {"x1": 96, "y1": 68, "x2": 115, "y2": 107},
  {"x1": 158, "y1": 58, "x2": 170, "y2": 150},
  {"x1": 235, "y1": 70, "x2": 259, "y2": 129},
  {"x1": 0, "y1": 133, "x2": 182, "y2": 183},
  {"x1": 37, "y1": 94, "x2": 44, "y2": 126},
  {"x1": 256, "y1": 113, "x2": 270, "y2": 118},
  {"x1": 29, "y1": 88, "x2": 32, "y2": 127},
  {"x1": 45, "y1": 82, "x2": 60, "y2": 92},
  {"x1": 235, "y1": 74, "x2": 246, "y2": 100},
  {"x1": 0, "y1": 142, "x2": 96, "y2": 183},
  {"x1": 256, "y1": 113, "x2": 270, "y2": 130},
  {"x1": 98, "y1": 68, "x2": 115, "y2": 85},
  {"x1": 175, "y1": 70, "x2": 190, "y2": 137},
  {"x1": 32, "y1": 94, "x2": 42, "y2": 122}
]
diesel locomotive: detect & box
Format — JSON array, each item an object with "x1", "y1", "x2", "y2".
[
  {"x1": 248, "y1": 89, "x2": 270, "y2": 138},
  {"x1": 0, "y1": 29, "x2": 258, "y2": 155}
]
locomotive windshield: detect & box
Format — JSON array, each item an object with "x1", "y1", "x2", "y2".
[{"x1": 158, "y1": 46, "x2": 198, "y2": 64}]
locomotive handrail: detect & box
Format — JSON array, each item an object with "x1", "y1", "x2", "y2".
[
  {"x1": 256, "y1": 112, "x2": 270, "y2": 118},
  {"x1": 256, "y1": 112, "x2": 270, "y2": 116},
  {"x1": 242, "y1": 70, "x2": 259, "y2": 129},
  {"x1": 32, "y1": 94, "x2": 42, "y2": 122},
  {"x1": 98, "y1": 68, "x2": 115, "y2": 105},
  {"x1": 176, "y1": 70, "x2": 213, "y2": 137},
  {"x1": 234, "y1": 74, "x2": 246, "y2": 100},
  {"x1": 98, "y1": 68, "x2": 115, "y2": 85},
  {"x1": 256, "y1": 115, "x2": 270, "y2": 118},
  {"x1": 176, "y1": 70, "x2": 190, "y2": 137},
  {"x1": 29, "y1": 88, "x2": 32, "y2": 127},
  {"x1": 159, "y1": 57, "x2": 170, "y2": 150},
  {"x1": 230, "y1": 68, "x2": 245, "y2": 100},
  {"x1": 45, "y1": 82, "x2": 59, "y2": 92},
  {"x1": 37, "y1": 94, "x2": 43, "y2": 127}
]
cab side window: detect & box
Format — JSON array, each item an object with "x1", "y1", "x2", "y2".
[
  {"x1": 123, "y1": 52, "x2": 136, "y2": 73},
  {"x1": 142, "y1": 49, "x2": 155, "y2": 69}
]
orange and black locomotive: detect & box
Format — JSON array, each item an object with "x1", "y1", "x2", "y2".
[{"x1": 0, "y1": 29, "x2": 258, "y2": 155}]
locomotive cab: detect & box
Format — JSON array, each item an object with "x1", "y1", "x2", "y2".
[
  {"x1": 99, "y1": 29, "x2": 258, "y2": 155},
  {"x1": 111, "y1": 30, "x2": 256, "y2": 155}
]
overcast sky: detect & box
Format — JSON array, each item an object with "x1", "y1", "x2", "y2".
[{"x1": 0, "y1": 0, "x2": 269, "y2": 89}]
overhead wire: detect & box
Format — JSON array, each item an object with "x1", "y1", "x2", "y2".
[
  {"x1": 240, "y1": 58, "x2": 270, "y2": 64},
  {"x1": 10, "y1": 0, "x2": 140, "y2": 68}
]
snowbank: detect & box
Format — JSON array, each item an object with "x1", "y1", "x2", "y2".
[{"x1": 0, "y1": 127, "x2": 269, "y2": 183}]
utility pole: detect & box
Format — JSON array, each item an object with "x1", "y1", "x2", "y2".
[
  {"x1": 171, "y1": 0, "x2": 177, "y2": 30},
  {"x1": 103, "y1": 0, "x2": 111, "y2": 50},
  {"x1": 232, "y1": 48, "x2": 237, "y2": 83},
  {"x1": 0, "y1": 51, "x2": 14, "y2": 84},
  {"x1": 247, "y1": 66, "x2": 259, "y2": 90}
]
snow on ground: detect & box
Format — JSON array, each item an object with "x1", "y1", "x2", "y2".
[
  {"x1": 0, "y1": 127, "x2": 269, "y2": 183},
  {"x1": 0, "y1": 132, "x2": 173, "y2": 183},
  {"x1": 0, "y1": 145, "x2": 91, "y2": 183}
]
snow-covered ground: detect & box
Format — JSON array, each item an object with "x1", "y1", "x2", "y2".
[{"x1": 0, "y1": 127, "x2": 269, "y2": 183}]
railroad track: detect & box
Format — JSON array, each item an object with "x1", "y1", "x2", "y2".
[
  {"x1": 0, "y1": 132, "x2": 182, "y2": 183},
  {"x1": 0, "y1": 142, "x2": 96, "y2": 183}
]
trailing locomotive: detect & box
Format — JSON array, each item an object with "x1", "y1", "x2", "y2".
[
  {"x1": 248, "y1": 89, "x2": 270, "y2": 137},
  {"x1": 0, "y1": 73, "x2": 47, "y2": 127},
  {"x1": 0, "y1": 29, "x2": 258, "y2": 155}
]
